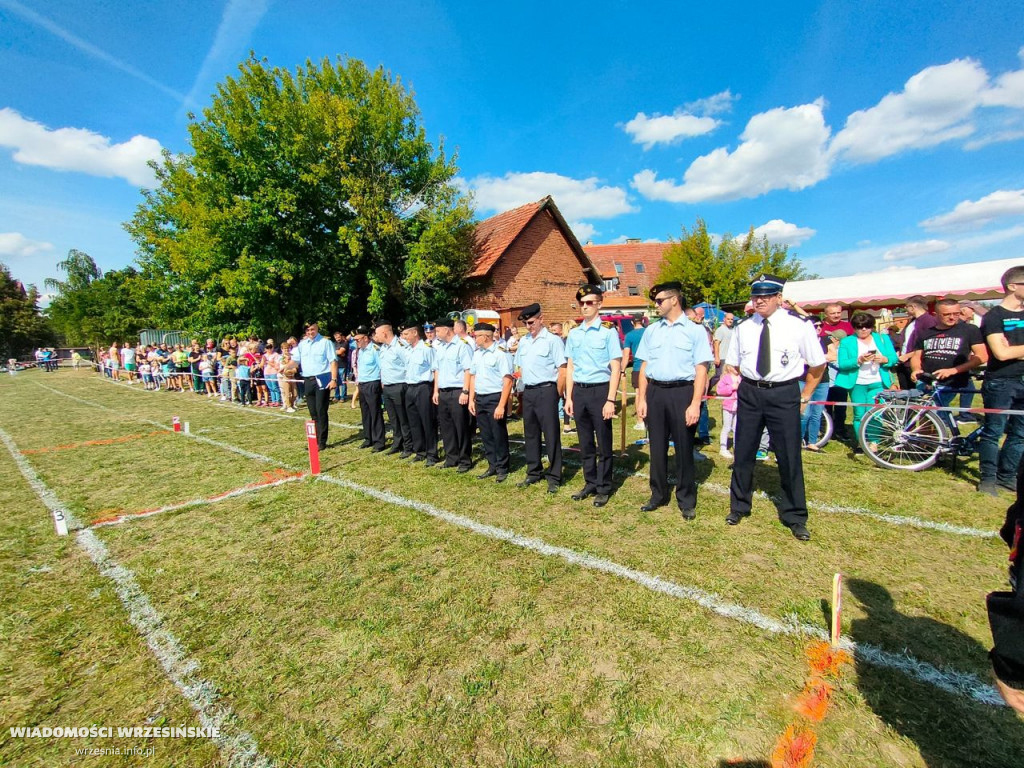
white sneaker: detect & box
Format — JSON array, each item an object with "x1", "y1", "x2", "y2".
[
  {"x1": 285, "y1": 407, "x2": 296, "y2": 413},
  {"x1": 719, "y1": 448, "x2": 733, "y2": 459},
  {"x1": 633, "y1": 421, "x2": 646, "y2": 431}
]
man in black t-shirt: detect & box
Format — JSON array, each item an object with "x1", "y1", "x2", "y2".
[
  {"x1": 979, "y1": 265, "x2": 1024, "y2": 496},
  {"x1": 911, "y1": 298, "x2": 986, "y2": 431}
]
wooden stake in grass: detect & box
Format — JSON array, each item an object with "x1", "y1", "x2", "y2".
[{"x1": 831, "y1": 572, "x2": 842, "y2": 647}]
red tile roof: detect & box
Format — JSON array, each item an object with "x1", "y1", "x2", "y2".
[
  {"x1": 585, "y1": 242, "x2": 671, "y2": 281},
  {"x1": 469, "y1": 200, "x2": 545, "y2": 278}
]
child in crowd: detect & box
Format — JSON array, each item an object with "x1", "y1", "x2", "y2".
[
  {"x1": 716, "y1": 368, "x2": 740, "y2": 459},
  {"x1": 279, "y1": 351, "x2": 298, "y2": 413},
  {"x1": 201, "y1": 354, "x2": 217, "y2": 396},
  {"x1": 139, "y1": 360, "x2": 154, "y2": 390},
  {"x1": 235, "y1": 346, "x2": 252, "y2": 406}
]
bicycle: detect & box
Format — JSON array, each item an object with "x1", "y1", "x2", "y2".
[
  {"x1": 857, "y1": 372, "x2": 983, "y2": 471},
  {"x1": 804, "y1": 409, "x2": 833, "y2": 451}
]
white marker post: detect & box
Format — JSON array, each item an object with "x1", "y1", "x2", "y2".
[
  {"x1": 52, "y1": 507, "x2": 68, "y2": 536},
  {"x1": 183, "y1": 421, "x2": 190, "y2": 435},
  {"x1": 831, "y1": 572, "x2": 843, "y2": 647}
]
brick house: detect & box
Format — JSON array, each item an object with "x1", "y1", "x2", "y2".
[
  {"x1": 464, "y1": 196, "x2": 603, "y2": 329},
  {"x1": 583, "y1": 240, "x2": 670, "y2": 314}
]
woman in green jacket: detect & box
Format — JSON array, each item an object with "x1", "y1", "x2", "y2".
[{"x1": 834, "y1": 312, "x2": 899, "y2": 442}]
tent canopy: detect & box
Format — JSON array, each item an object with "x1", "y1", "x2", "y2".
[{"x1": 785, "y1": 258, "x2": 1021, "y2": 308}]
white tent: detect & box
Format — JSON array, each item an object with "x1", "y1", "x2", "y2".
[{"x1": 785, "y1": 258, "x2": 1021, "y2": 308}]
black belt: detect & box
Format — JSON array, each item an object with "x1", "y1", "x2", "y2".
[
  {"x1": 524, "y1": 381, "x2": 556, "y2": 390},
  {"x1": 383, "y1": 382, "x2": 406, "y2": 387},
  {"x1": 408, "y1": 380, "x2": 431, "y2": 387},
  {"x1": 741, "y1": 376, "x2": 799, "y2": 389},
  {"x1": 647, "y1": 379, "x2": 693, "y2": 388},
  {"x1": 438, "y1": 386, "x2": 462, "y2": 392},
  {"x1": 476, "y1": 391, "x2": 501, "y2": 397},
  {"x1": 574, "y1": 381, "x2": 609, "y2": 388}
]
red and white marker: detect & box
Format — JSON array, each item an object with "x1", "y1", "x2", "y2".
[
  {"x1": 831, "y1": 572, "x2": 843, "y2": 647},
  {"x1": 306, "y1": 420, "x2": 320, "y2": 475},
  {"x1": 172, "y1": 415, "x2": 181, "y2": 433}
]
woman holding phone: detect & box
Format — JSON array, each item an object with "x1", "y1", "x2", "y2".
[{"x1": 833, "y1": 312, "x2": 898, "y2": 445}]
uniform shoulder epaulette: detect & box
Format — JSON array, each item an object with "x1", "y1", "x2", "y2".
[
  {"x1": 601, "y1": 320, "x2": 614, "y2": 329},
  {"x1": 424, "y1": 341, "x2": 433, "y2": 348},
  {"x1": 786, "y1": 309, "x2": 810, "y2": 322},
  {"x1": 459, "y1": 337, "x2": 470, "y2": 344}
]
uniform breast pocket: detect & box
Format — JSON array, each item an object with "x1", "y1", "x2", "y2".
[{"x1": 671, "y1": 334, "x2": 694, "y2": 354}]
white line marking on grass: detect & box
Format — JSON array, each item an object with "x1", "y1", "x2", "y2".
[
  {"x1": 32, "y1": 381, "x2": 1006, "y2": 706},
  {"x1": 91, "y1": 474, "x2": 305, "y2": 529},
  {"x1": 0, "y1": 426, "x2": 274, "y2": 767},
  {"x1": 507, "y1": 439, "x2": 998, "y2": 540}
]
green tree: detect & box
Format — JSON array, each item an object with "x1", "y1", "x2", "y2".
[
  {"x1": 46, "y1": 250, "x2": 151, "y2": 348},
  {"x1": 0, "y1": 262, "x2": 55, "y2": 360},
  {"x1": 126, "y1": 55, "x2": 475, "y2": 335},
  {"x1": 657, "y1": 219, "x2": 816, "y2": 306}
]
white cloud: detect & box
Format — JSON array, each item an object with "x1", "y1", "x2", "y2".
[
  {"x1": 830, "y1": 59, "x2": 988, "y2": 163},
  {"x1": 964, "y1": 129, "x2": 1024, "y2": 150},
  {"x1": 953, "y1": 224, "x2": 1024, "y2": 249},
  {"x1": 570, "y1": 221, "x2": 598, "y2": 242},
  {"x1": 920, "y1": 189, "x2": 1024, "y2": 230},
  {"x1": 623, "y1": 112, "x2": 718, "y2": 150},
  {"x1": 632, "y1": 101, "x2": 831, "y2": 203},
  {"x1": 609, "y1": 235, "x2": 630, "y2": 245},
  {"x1": 0, "y1": 232, "x2": 53, "y2": 258},
  {"x1": 467, "y1": 171, "x2": 635, "y2": 220},
  {"x1": 882, "y1": 239, "x2": 951, "y2": 262},
  {"x1": 735, "y1": 219, "x2": 817, "y2": 247},
  {"x1": 981, "y1": 47, "x2": 1024, "y2": 108},
  {"x1": 622, "y1": 89, "x2": 736, "y2": 150},
  {"x1": 0, "y1": 108, "x2": 161, "y2": 186}
]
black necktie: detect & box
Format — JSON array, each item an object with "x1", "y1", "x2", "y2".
[{"x1": 756, "y1": 318, "x2": 771, "y2": 378}]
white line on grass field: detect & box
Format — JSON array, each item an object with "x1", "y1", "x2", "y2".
[
  {"x1": 29, "y1": 382, "x2": 1004, "y2": 707},
  {"x1": 91, "y1": 474, "x2": 305, "y2": 529},
  {"x1": 506, "y1": 439, "x2": 998, "y2": 540},
  {"x1": 0, "y1": 426, "x2": 274, "y2": 768}
]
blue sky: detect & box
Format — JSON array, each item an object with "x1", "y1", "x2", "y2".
[{"x1": 2, "y1": 0, "x2": 1023, "y2": 297}]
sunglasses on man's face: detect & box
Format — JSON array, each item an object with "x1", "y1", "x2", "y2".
[
  {"x1": 653, "y1": 296, "x2": 671, "y2": 306},
  {"x1": 579, "y1": 299, "x2": 599, "y2": 307}
]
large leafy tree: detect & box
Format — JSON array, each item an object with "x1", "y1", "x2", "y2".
[
  {"x1": 126, "y1": 55, "x2": 475, "y2": 336},
  {"x1": 0, "y1": 263, "x2": 55, "y2": 360},
  {"x1": 657, "y1": 219, "x2": 816, "y2": 306},
  {"x1": 45, "y1": 249, "x2": 151, "y2": 348}
]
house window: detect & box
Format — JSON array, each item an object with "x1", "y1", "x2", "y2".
[
  {"x1": 635, "y1": 263, "x2": 645, "y2": 273},
  {"x1": 602, "y1": 279, "x2": 618, "y2": 293},
  {"x1": 614, "y1": 263, "x2": 624, "y2": 274},
  {"x1": 628, "y1": 285, "x2": 639, "y2": 296}
]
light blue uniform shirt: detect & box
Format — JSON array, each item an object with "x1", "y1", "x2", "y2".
[
  {"x1": 292, "y1": 334, "x2": 335, "y2": 378},
  {"x1": 565, "y1": 318, "x2": 623, "y2": 384},
  {"x1": 514, "y1": 328, "x2": 566, "y2": 385},
  {"x1": 405, "y1": 341, "x2": 435, "y2": 384},
  {"x1": 433, "y1": 338, "x2": 473, "y2": 389},
  {"x1": 634, "y1": 316, "x2": 713, "y2": 381},
  {"x1": 379, "y1": 337, "x2": 409, "y2": 385},
  {"x1": 471, "y1": 344, "x2": 514, "y2": 395},
  {"x1": 356, "y1": 343, "x2": 381, "y2": 383}
]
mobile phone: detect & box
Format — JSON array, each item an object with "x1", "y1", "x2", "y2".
[{"x1": 865, "y1": 349, "x2": 876, "y2": 355}]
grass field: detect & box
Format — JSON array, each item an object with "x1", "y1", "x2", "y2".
[{"x1": 1, "y1": 369, "x2": 1022, "y2": 767}]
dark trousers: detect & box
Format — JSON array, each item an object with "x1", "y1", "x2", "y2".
[
  {"x1": 979, "y1": 376, "x2": 1024, "y2": 485},
  {"x1": 646, "y1": 381, "x2": 697, "y2": 509},
  {"x1": 522, "y1": 382, "x2": 562, "y2": 482},
  {"x1": 729, "y1": 380, "x2": 807, "y2": 525},
  {"x1": 476, "y1": 393, "x2": 509, "y2": 474},
  {"x1": 358, "y1": 380, "x2": 385, "y2": 448},
  {"x1": 574, "y1": 383, "x2": 615, "y2": 494},
  {"x1": 826, "y1": 385, "x2": 849, "y2": 439},
  {"x1": 438, "y1": 388, "x2": 472, "y2": 468},
  {"x1": 382, "y1": 383, "x2": 412, "y2": 451},
  {"x1": 304, "y1": 378, "x2": 331, "y2": 449},
  {"x1": 405, "y1": 382, "x2": 438, "y2": 460}
]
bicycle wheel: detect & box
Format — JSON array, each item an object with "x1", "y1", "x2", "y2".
[
  {"x1": 859, "y1": 404, "x2": 950, "y2": 470},
  {"x1": 808, "y1": 410, "x2": 833, "y2": 450}
]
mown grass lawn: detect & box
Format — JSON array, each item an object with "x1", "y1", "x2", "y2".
[{"x1": 1, "y1": 369, "x2": 1021, "y2": 767}]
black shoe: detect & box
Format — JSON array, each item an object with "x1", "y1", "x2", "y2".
[
  {"x1": 495, "y1": 474, "x2": 508, "y2": 483},
  {"x1": 371, "y1": 445, "x2": 387, "y2": 452},
  {"x1": 547, "y1": 480, "x2": 559, "y2": 494},
  {"x1": 386, "y1": 447, "x2": 402, "y2": 455},
  {"x1": 997, "y1": 478, "x2": 1017, "y2": 493},
  {"x1": 478, "y1": 468, "x2": 497, "y2": 479},
  {"x1": 593, "y1": 494, "x2": 610, "y2": 507},
  {"x1": 518, "y1": 478, "x2": 542, "y2": 488},
  {"x1": 978, "y1": 479, "x2": 1000, "y2": 496},
  {"x1": 680, "y1": 507, "x2": 696, "y2": 521},
  {"x1": 424, "y1": 459, "x2": 439, "y2": 467},
  {"x1": 456, "y1": 466, "x2": 471, "y2": 474},
  {"x1": 789, "y1": 523, "x2": 811, "y2": 541},
  {"x1": 725, "y1": 511, "x2": 745, "y2": 526},
  {"x1": 399, "y1": 451, "x2": 413, "y2": 459},
  {"x1": 359, "y1": 442, "x2": 372, "y2": 449},
  {"x1": 571, "y1": 486, "x2": 596, "y2": 501},
  {"x1": 411, "y1": 455, "x2": 426, "y2": 462},
  {"x1": 640, "y1": 499, "x2": 664, "y2": 512},
  {"x1": 318, "y1": 444, "x2": 328, "y2": 451}
]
